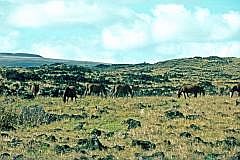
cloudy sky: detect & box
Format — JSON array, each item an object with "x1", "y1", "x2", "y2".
[{"x1": 0, "y1": 0, "x2": 240, "y2": 63}]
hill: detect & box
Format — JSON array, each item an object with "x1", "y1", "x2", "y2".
[
  {"x1": 0, "y1": 56, "x2": 240, "y2": 159},
  {"x1": 0, "y1": 52, "x2": 104, "y2": 67}
]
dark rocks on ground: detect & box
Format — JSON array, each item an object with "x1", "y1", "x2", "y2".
[
  {"x1": 180, "y1": 132, "x2": 192, "y2": 138},
  {"x1": 91, "y1": 115, "x2": 100, "y2": 119},
  {"x1": 193, "y1": 150, "x2": 205, "y2": 156},
  {"x1": 193, "y1": 137, "x2": 205, "y2": 143},
  {"x1": 137, "y1": 103, "x2": 152, "y2": 109},
  {"x1": 0, "y1": 132, "x2": 9, "y2": 137},
  {"x1": 124, "y1": 118, "x2": 141, "y2": 130},
  {"x1": 74, "y1": 122, "x2": 86, "y2": 131},
  {"x1": 135, "y1": 152, "x2": 165, "y2": 160},
  {"x1": 215, "y1": 137, "x2": 240, "y2": 147},
  {"x1": 113, "y1": 145, "x2": 125, "y2": 151},
  {"x1": 0, "y1": 125, "x2": 16, "y2": 131},
  {"x1": 164, "y1": 140, "x2": 171, "y2": 145},
  {"x1": 8, "y1": 138, "x2": 22, "y2": 147},
  {"x1": 165, "y1": 110, "x2": 184, "y2": 119},
  {"x1": 91, "y1": 129, "x2": 102, "y2": 137},
  {"x1": 98, "y1": 155, "x2": 115, "y2": 160},
  {"x1": 104, "y1": 131, "x2": 114, "y2": 138},
  {"x1": 230, "y1": 152, "x2": 240, "y2": 160},
  {"x1": 0, "y1": 152, "x2": 10, "y2": 160},
  {"x1": 54, "y1": 144, "x2": 72, "y2": 154},
  {"x1": 13, "y1": 154, "x2": 24, "y2": 160},
  {"x1": 188, "y1": 124, "x2": 201, "y2": 130},
  {"x1": 132, "y1": 140, "x2": 156, "y2": 151},
  {"x1": 204, "y1": 153, "x2": 223, "y2": 160},
  {"x1": 185, "y1": 114, "x2": 201, "y2": 120},
  {"x1": 46, "y1": 135, "x2": 57, "y2": 142},
  {"x1": 75, "y1": 136, "x2": 107, "y2": 151}
]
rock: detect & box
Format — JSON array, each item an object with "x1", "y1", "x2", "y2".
[
  {"x1": 54, "y1": 144, "x2": 72, "y2": 154},
  {"x1": 135, "y1": 152, "x2": 165, "y2": 160},
  {"x1": 216, "y1": 137, "x2": 240, "y2": 147},
  {"x1": 105, "y1": 132, "x2": 114, "y2": 138},
  {"x1": 189, "y1": 124, "x2": 201, "y2": 130},
  {"x1": 165, "y1": 110, "x2": 184, "y2": 119},
  {"x1": 98, "y1": 155, "x2": 115, "y2": 160},
  {"x1": 75, "y1": 136, "x2": 107, "y2": 151},
  {"x1": 193, "y1": 137, "x2": 205, "y2": 143},
  {"x1": 0, "y1": 152, "x2": 10, "y2": 160},
  {"x1": 132, "y1": 140, "x2": 156, "y2": 150},
  {"x1": 204, "y1": 153, "x2": 223, "y2": 160},
  {"x1": 230, "y1": 152, "x2": 240, "y2": 160},
  {"x1": 193, "y1": 150, "x2": 205, "y2": 156},
  {"x1": 124, "y1": 118, "x2": 141, "y2": 130},
  {"x1": 46, "y1": 135, "x2": 57, "y2": 142},
  {"x1": 13, "y1": 154, "x2": 24, "y2": 160},
  {"x1": 74, "y1": 122, "x2": 86, "y2": 131},
  {"x1": 180, "y1": 132, "x2": 192, "y2": 138},
  {"x1": 91, "y1": 129, "x2": 102, "y2": 137},
  {"x1": 185, "y1": 114, "x2": 201, "y2": 120},
  {"x1": 113, "y1": 145, "x2": 125, "y2": 151},
  {"x1": 8, "y1": 138, "x2": 22, "y2": 147}
]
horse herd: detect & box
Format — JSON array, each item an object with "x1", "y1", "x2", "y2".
[{"x1": 27, "y1": 82, "x2": 240, "y2": 103}]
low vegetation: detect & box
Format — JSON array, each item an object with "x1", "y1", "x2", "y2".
[{"x1": 0, "y1": 56, "x2": 240, "y2": 159}]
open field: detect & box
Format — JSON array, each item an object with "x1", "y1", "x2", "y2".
[
  {"x1": 0, "y1": 56, "x2": 240, "y2": 159},
  {"x1": 1, "y1": 95, "x2": 240, "y2": 159}
]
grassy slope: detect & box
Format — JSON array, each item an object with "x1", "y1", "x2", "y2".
[{"x1": 1, "y1": 95, "x2": 240, "y2": 159}]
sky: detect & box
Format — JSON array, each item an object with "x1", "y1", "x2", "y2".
[{"x1": 0, "y1": 0, "x2": 240, "y2": 64}]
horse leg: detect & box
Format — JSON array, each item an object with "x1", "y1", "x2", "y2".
[{"x1": 183, "y1": 92, "x2": 186, "y2": 99}]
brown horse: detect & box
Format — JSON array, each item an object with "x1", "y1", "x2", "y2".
[
  {"x1": 112, "y1": 84, "x2": 133, "y2": 98},
  {"x1": 84, "y1": 84, "x2": 107, "y2": 97},
  {"x1": 178, "y1": 84, "x2": 205, "y2": 99},
  {"x1": 230, "y1": 83, "x2": 240, "y2": 98},
  {"x1": 63, "y1": 86, "x2": 77, "y2": 103},
  {"x1": 31, "y1": 83, "x2": 39, "y2": 97}
]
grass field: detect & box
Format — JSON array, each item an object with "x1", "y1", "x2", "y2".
[{"x1": 1, "y1": 95, "x2": 240, "y2": 159}]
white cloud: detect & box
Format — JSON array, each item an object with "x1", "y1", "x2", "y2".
[
  {"x1": 155, "y1": 42, "x2": 240, "y2": 59},
  {"x1": 8, "y1": 0, "x2": 109, "y2": 27},
  {"x1": 102, "y1": 22, "x2": 150, "y2": 50}
]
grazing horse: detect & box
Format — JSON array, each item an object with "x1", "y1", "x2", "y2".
[
  {"x1": 112, "y1": 84, "x2": 133, "y2": 98},
  {"x1": 63, "y1": 86, "x2": 77, "y2": 103},
  {"x1": 84, "y1": 84, "x2": 107, "y2": 97},
  {"x1": 230, "y1": 83, "x2": 240, "y2": 98},
  {"x1": 178, "y1": 84, "x2": 205, "y2": 99},
  {"x1": 31, "y1": 83, "x2": 39, "y2": 97}
]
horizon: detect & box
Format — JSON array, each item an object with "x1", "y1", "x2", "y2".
[{"x1": 0, "y1": 0, "x2": 240, "y2": 64}]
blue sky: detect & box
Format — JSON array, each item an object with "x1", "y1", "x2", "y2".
[{"x1": 0, "y1": 0, "x2": 240, "y2": 63}]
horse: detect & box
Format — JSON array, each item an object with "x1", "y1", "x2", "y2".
[
  {"x1": 63, "y1": 86, "x2": 77, "y2": 103},
  {"x1": 84, "y1": 84, "x2": 107, "y2": 97},
  {"x1": 177, "y1": 84, "x2": 205, "y2": 99},
  {"x1": 230, "y1": 83, "x2": 240, "y2": 98},
  {"x1": 31, "y1": 83, "x2": 39, "y2": 97},
  {"x1": 112, "y1": 84, "x2": 133, "y2": 98}
]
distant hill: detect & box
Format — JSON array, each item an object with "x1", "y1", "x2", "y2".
[{"x1": 0, "y1": 52, "x2": 104, "y2": 67}]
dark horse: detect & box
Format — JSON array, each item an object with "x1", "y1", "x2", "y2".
[
  {"x1": 84, "y1": 84, "x2": 107, "y2": 97},
  {"x1": 178, "y1": 84, "x2": 205, "y2": 99},
  {"x1": 112, "y1": 84, "x2": 133, "y2": 98},
  {"x1": 230, "y1": 83, "x2": 240, "y2": 98},
  {"x1": 31, "y1": 83, "x2": 39, "y2": 97},
  {"x1": 63, "y1": 86, "x2": 77, "y2": 103}
]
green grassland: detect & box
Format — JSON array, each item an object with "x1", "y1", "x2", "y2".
[{"x1": 0, "y1": 56, "x2": 240, "y2": 159}]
